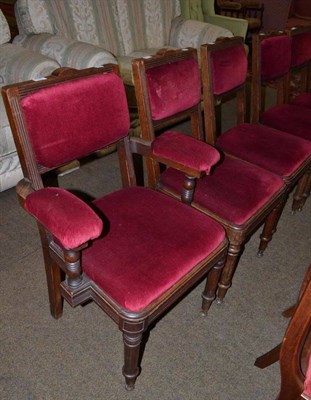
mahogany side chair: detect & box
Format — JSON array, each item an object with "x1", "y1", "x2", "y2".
[
  {"x1": 251, "y1": 31, "x2": 311, "y2": 213},
  {"x1": 216, "y1": 0, "x2": 264, "y2": 44},
  {"x1": 254, "y1": 264, "x2": 311, "y2": 400},
  {"x1": 1, "y1": 65, "x2": 229, "y2": 390},
  {"x1": 200, "y1": 36, "x2": 311, "y2": 243},
  {"x1": 288, "y1": 26, "x2": 311, "y2": 106},
  {"x1": 132, "y1": 47, "x2": 286, "y2": 304},
  {"x1": 288, "y1": 26, "x2": 311, "y2": 212}
]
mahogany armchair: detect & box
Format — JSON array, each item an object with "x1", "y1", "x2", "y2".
[
  {"x1": 1, "y1": 65, "x2": 229, "y2": 390},
  {"x1": 200, "y1": 36, "x2": 311, "y2": 248},
  {"x1": 132, "y1": 47, "x2": 286, "y2": 304},
  {"x1": 251, "y1": 31, "x2": 311, "y2": 213}
]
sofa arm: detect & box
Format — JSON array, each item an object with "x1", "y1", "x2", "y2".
[
  {"x1": 169, "y1": 16, "x2": 233, "y2": 49},
  {"x1": 13, "y1": 33, "x2": 117, "y2": 69},
  {"x1": 204, "y1": 15, "x2": 248, "y2": 39},
  {"x1": 0, "y1": 43, "x2": 60, "y2": 85},
  {"x1": 25, "y1": 187, "x2": 103, "y2": 249}
]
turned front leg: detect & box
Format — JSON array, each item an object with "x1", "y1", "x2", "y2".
[
  {"x1": 121, "y1": 320, "x2": 147, "y2": 390},
  {"x1": 182, "y1": 175, "x2": 196, "y2": 205},
  {"x1": 201, "y1": 257, "x2": 226, "y2": 315},
  {"x1": 217, "y1": 242, "x2": 243, "y2": 303},
  {"x1": 292, "y1": 170, "x2": 311, "y2": 213},
  {"x1": 258, "y1": 196, "x2": 286, "y2": 257}
]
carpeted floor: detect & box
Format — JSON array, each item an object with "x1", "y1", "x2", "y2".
[{"x1": 0, "y1": 95, "x2": 310, "y2": 399}]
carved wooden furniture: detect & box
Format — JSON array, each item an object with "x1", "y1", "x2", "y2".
[
  {"x1": 251, "y1": 31, "x2": 311, "y2": 213},
  {"x1": 287, "y1": 0, "x2": 311, "y2": 29},
  {"x1": 254, "y1": 264, "x2": 311, "y2": 400},
  {"x1": 216, "y1": 0, "x2": 264, "y2": 42},
  {"x1": 1, "y1": 65, "x2": 229, "y2": 390},
  {"x1": 200, "y1": 36, "x2": 311, "y2": 250},
  {"x1": 288, "y1": 26, "x2": 311, "y2": 105},
  {"x1": 132, "y1": 47, "x2": 286, "y2": 304}
]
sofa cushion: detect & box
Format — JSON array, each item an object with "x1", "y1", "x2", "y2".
[
  {"x1": 170, "y1": 16, "x2": 233, "y2": 48},
  {"x1": 115, "y1": 0, "x2": 181, "y2": 55},
  {"x1": 15, "y1": 0, "x2": 54, "y2": 35},
  {"x1": 0, "y1": 43, "x2": 60, "y2": 85},
  {"x1": 0, "y1": 152, "x2": 23, "y2": 192},
  {"x1": 13, "y1": 33, "x2": 117, "y2": 68},
  {"x1": 0, "y1": 42, "x2": 60, "y2": 191},
  {"x1": 0, "y1": 9, "x2": 10, "y2": 44},
  {"x1": 16, "y1": 0, "x2": 125, "y2": 54}
]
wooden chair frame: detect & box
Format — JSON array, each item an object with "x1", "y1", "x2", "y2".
[
  {"x1": 2, "y1": 64, "x2": 228, "y2": 390},
  {"x1": 132, "y1": 46, "x2": 286, "y2": 303},
  {"x1": 251, "y1": 31, "x2": 311, "y2": 213}
]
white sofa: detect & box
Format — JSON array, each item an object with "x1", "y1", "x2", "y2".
[
  {"x1": 0, "y1": 9, "x2": 60, "y2": 192},
  {"x1": 13, "y1": 0, "x2": 233, "y2": 130},
  {"x1": 1, "y1": 0, "x2": 232, "y2": 192},
  {"x1": 14, "y1": 0, "x2": 233, "y2": 84}
]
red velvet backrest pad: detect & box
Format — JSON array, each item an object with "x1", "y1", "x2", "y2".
[
  {"x1": 291, "y1": 31, "x2": 311, "y2": 67},
  {"x1": 261, "y1": 35, "x2": 292, "y2": 80},
  {"x1": 210, "y1": 43, "x2": 248, "y2": 96},
  {"x1": 21, "y1": 73, "x2": 130, "y2": 168},
  {"x1": 146, "y1": 57, "x2": 201, "y2": 120}
]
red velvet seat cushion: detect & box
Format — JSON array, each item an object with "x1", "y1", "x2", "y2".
[
  {"x1": 25, "y1": 187, "x2": 103, "y2": 249},
  {"x1": 159, "y1": 157, "x2": 284, "y2": 226},
  {"x1": 21, "y1": 73, "x2": 130, "y2": 168},
  {"x1": 152, "y1": 131, "x2": 221, "y2": 174},
  {"x1": 216, "y1": 123, "x2": 311, "y2": 177},
  {"x1": 261, "y1": 104, "x2": 311, "y2": 141},
  {"x1": 82, "y1": 187, "x2": 225, "y2": 312},
  {"x1": 291, "y1": 92, "x2": 311, "y2": 108},
  {"x1": 146, "y1": 57, "x2": 201, "y2": 120}
]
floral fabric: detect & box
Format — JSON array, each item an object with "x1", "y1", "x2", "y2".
[
  {"x1": 0, "y1": 42, "x2": 59, "y2": 191},
  {"x1": 0, "y1": 9, "x2": 10, "y2": 45}
]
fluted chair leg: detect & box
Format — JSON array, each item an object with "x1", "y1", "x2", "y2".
[
  {"x1": 122, "y1": 331, "x2": 144, "y2": 390},
  {"x1": 217, "y1": 242, "x2": 243, "y2": 303}
]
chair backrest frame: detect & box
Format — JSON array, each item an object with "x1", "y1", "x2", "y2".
[
  {"x1": 132, "y1": 47, "x2": 203, "y2": 186},
  {"x1": 2, "y1": 64, "x2": 136, "y2": 194},
  {"x1": 201, "y1": 36, "x2": 248, "y2": 145},
  {"x1": 287, "y1": 25, "x2": 311, "y2": 96},
  {"x1": 251, "y1": 31, "x2": 293, "y2": 123}
]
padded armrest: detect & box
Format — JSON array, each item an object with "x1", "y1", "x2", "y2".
[
  {"x1": 25, "y1": 187, "x2": 103, "y2": 249},
  {"x1": 13, "y1": 33, "x2": 117, "y2": 69},
  {"x1": 0, "y1": 43, "x2": 60, "y2": 84},
  {"x1": 151, "y1": 131, "x2": 220, "y2": 176}
]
